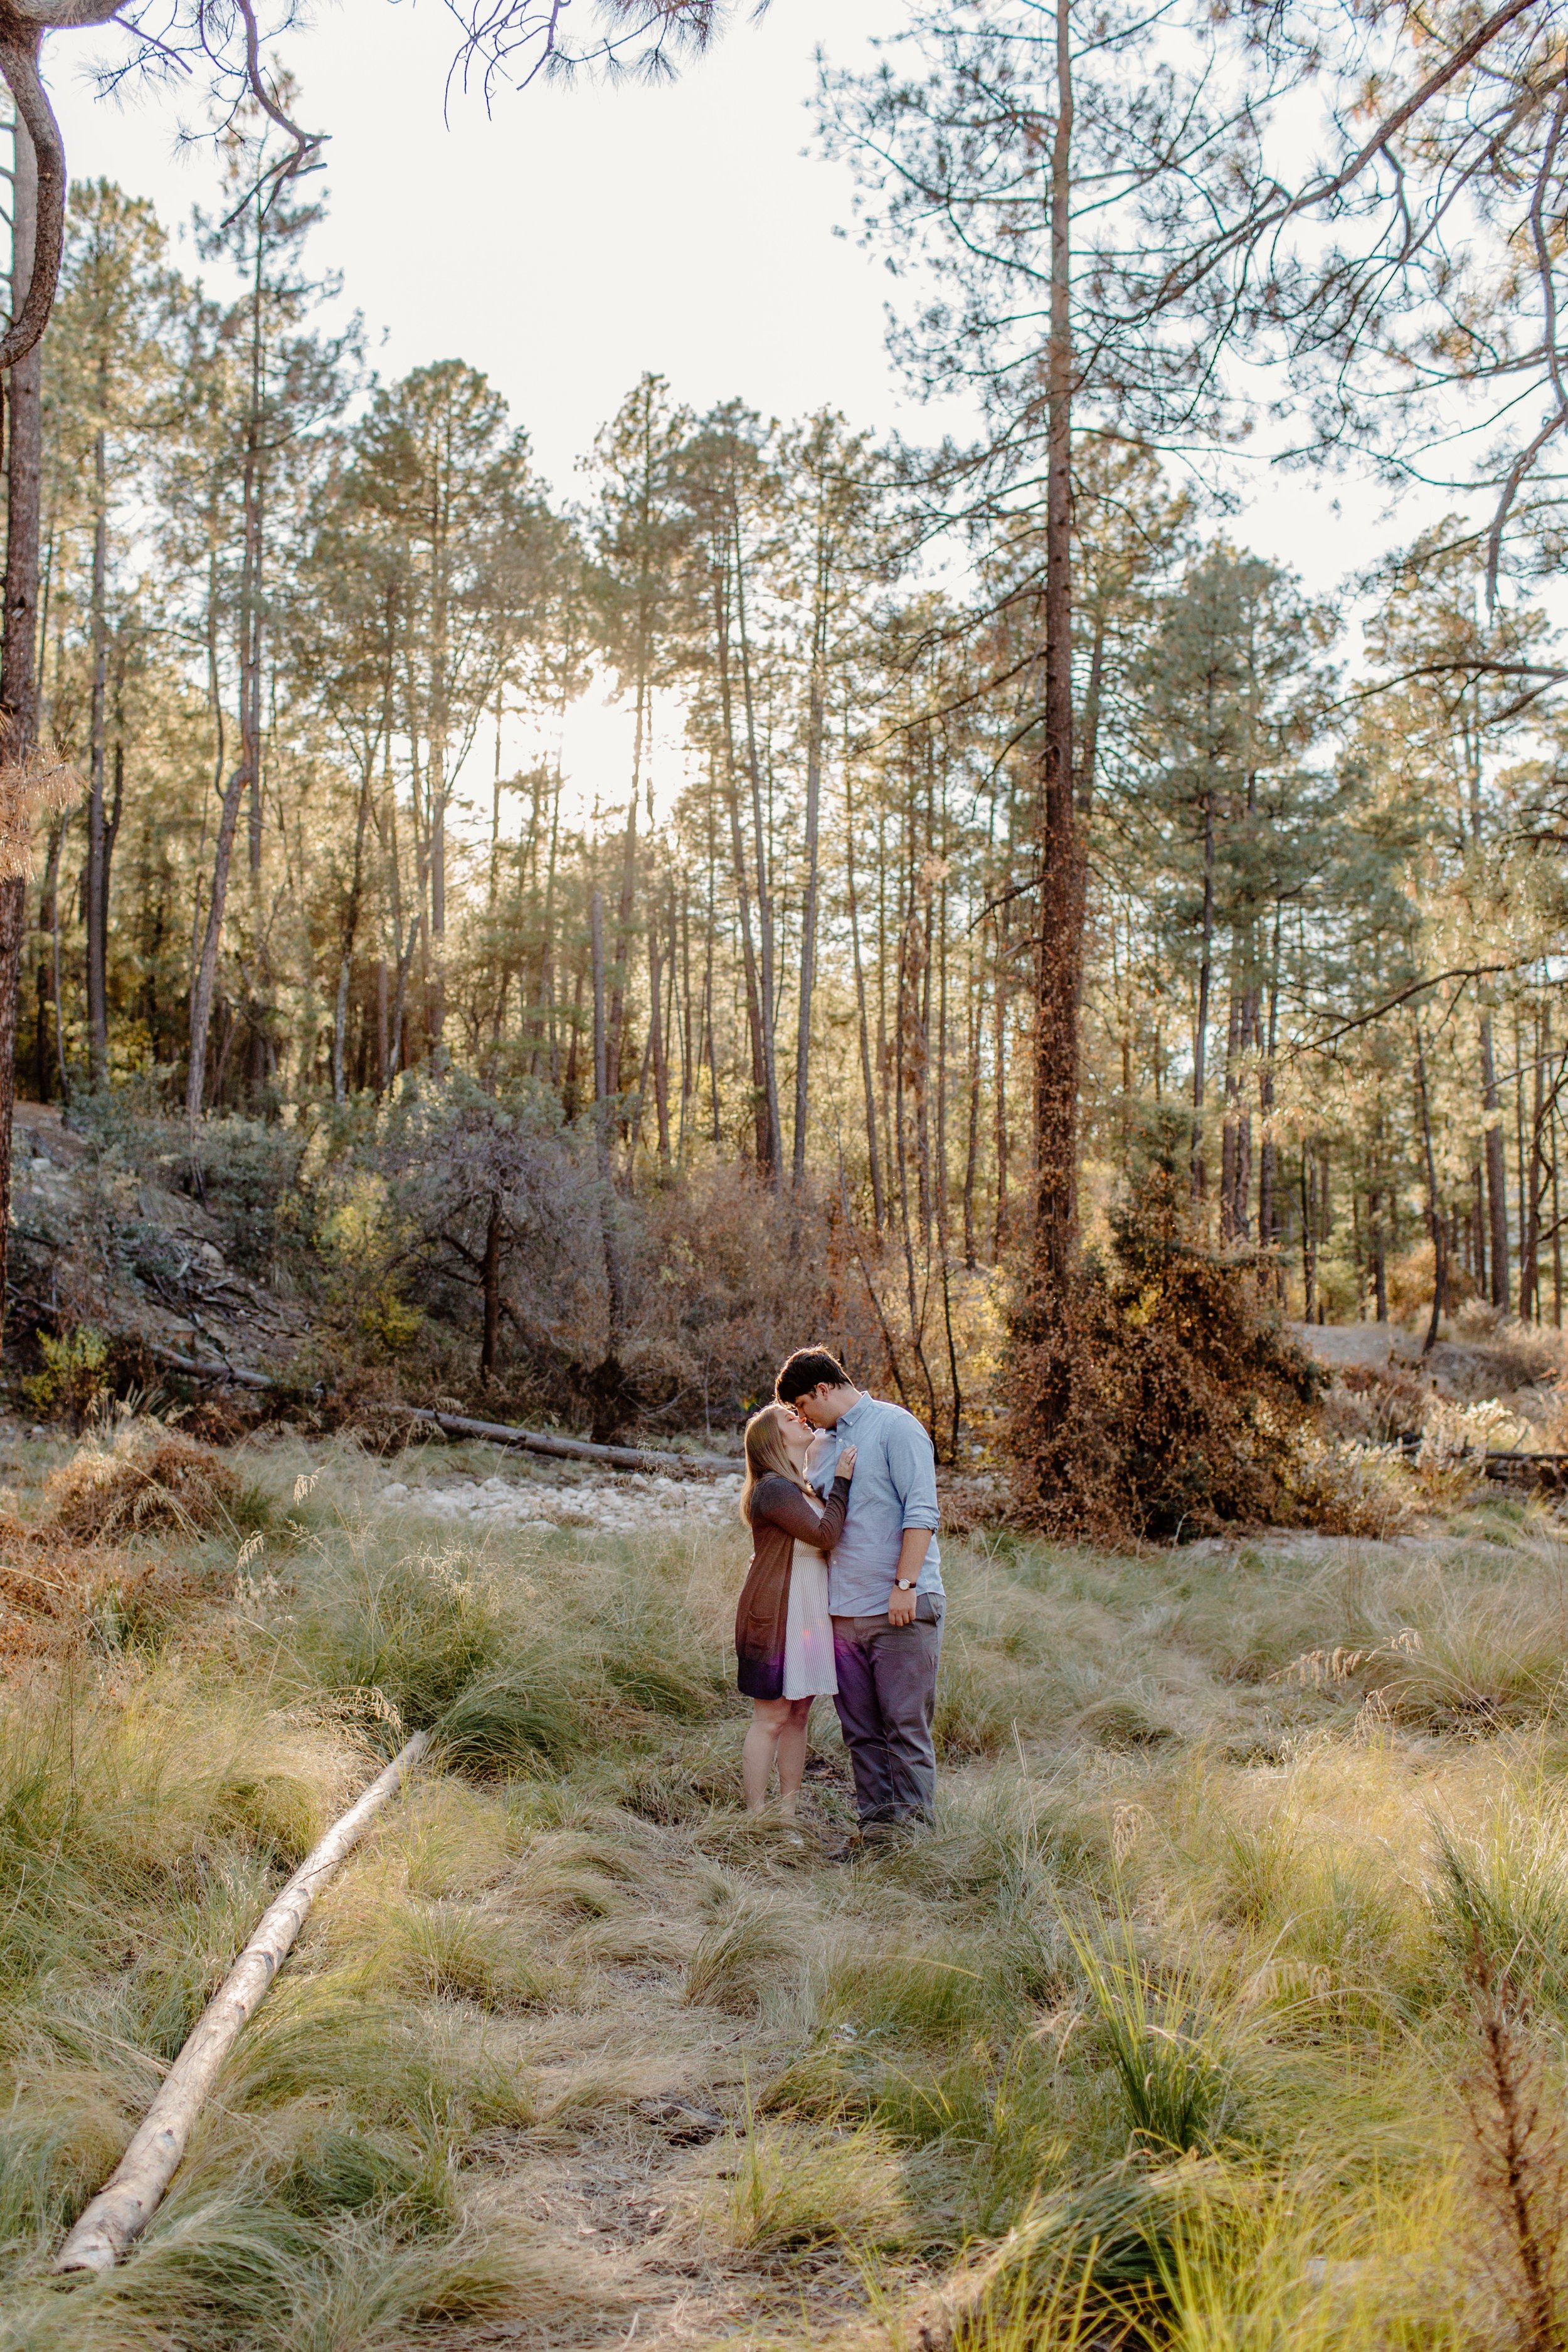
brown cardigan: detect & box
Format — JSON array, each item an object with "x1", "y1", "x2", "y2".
[{"x1": 734, "y1": 1471, "x2": 851, "y2": 1700}]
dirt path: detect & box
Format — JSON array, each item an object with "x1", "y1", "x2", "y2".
[{"x1": 358, "y1": 1759, "x2": 882, "y2": 2352}]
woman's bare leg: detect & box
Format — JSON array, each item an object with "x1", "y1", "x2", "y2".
[
  {"x1": 775, "y1": 1699, "x2": 813, "y2": 1818},
  {"x1": 743, "y1": 1699, "x2": 792, "y2": 1811}
]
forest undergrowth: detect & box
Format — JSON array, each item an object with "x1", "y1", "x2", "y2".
[{"x1": 2, "y1": 1430, "x2": 1568, "y2": 2347}]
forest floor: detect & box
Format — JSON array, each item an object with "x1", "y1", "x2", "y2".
[{"x1": 1, "y1": 1428, "x2": 1568, "y2": 2349}]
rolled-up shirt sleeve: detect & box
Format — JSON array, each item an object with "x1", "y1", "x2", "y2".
[{"x1": 886, "y1": 1415, "x2": 939, "y2": 1530}]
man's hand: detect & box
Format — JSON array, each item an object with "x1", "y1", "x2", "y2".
[{"x1": 887, "y1": 1528, "x2": 931, "y2": 1627}]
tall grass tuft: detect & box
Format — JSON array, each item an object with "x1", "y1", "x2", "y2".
[
  {"x1": 436, "y1": 1658, "x2": 594, "y2": 1775},
  {"x1": 720, "y1": 2117, "x2": 908, "y2": 2254},
  {"x1": 1436, "y1": 1806, "x2": 1568, "y2": 2018},
  {"x1": 684, "y1": 1899, "x2": 800, "y2": 2015},
  {"x1": 287, "y1": 1549, "x2": 518, "y2": 1732},
  {"x1": 1067, "y1": 1918, "x2": 1235, "y2": 2158},
  {"x1": 373, "y1": 1897, "x2": 562, "y2": 2011}
]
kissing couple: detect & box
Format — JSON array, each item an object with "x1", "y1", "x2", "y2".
[{"x1": 733, "y1": 1348, "x2": 943, "y2": 1840}]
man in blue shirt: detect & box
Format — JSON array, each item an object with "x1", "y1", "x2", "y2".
[{"x1": 775, "y1": 1347, "x2": 943, "y2": 1831}]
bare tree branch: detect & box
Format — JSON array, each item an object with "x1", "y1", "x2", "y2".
[{"x1": 0, "y1": 18, "x2": 63, "y2": 371}]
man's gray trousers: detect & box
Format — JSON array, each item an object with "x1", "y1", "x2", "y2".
[{"x1": 830, "y1": 1597, "x2": 943, "y2": 1826}]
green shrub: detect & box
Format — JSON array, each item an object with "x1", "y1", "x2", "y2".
[{"x1": 24, "y1": 1327, "x2": 109, "y2": 1424}]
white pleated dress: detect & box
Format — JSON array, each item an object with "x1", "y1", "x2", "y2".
[{"x1": 784, "y1": 1496, "x2": 838, "y2": 1699}]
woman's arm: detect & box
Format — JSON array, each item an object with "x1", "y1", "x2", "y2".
[{"x1": 754, "y1": 1473, "x2": 851, "y2": 1547}]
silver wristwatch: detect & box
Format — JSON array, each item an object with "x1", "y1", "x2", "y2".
[{"x1": 895, "y1": 1577, "x2": 916, "y2": 1590}]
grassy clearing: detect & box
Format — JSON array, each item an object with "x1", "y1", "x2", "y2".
[{"x1": 1, "y1": 1434, "x2": 1568, "y2": 2344}]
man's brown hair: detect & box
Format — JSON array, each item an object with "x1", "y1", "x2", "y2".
[{"x1": 775, "y1": 1348, "x2": 850, "y2": 1405}]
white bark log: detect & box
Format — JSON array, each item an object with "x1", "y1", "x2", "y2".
[
  {"x1": 54, "y1": 1729, "x2": 431, "y2": 2275},
  {"x1": 406, "y1": 1407, "x2": 738, "y2": 1476}
]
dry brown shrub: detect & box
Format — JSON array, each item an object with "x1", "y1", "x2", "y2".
[
  {"x1": 1322, "y1": 1363, "x2": 1430, "y2": 1443},
  {"x1": 169, "y1": 1394, "x2": 262, "y2": 1447},
  {"x1": 935, "y1": 1473, "x2": 1008, "y2": 1534},
  {"x1": 0, "y1": 1517, "x2": 144, "y2": 1660},
  {"x1": 44, "y1": 1419, "x2": 240, "y2": 1544},
  {"x1": 1461, "y1": 1932, "x2": 1568, "y2": 2352},
  {"x1": 1008, "y1": 1167, "x2": 1320, "y2": 1543},
  {"x1": 1448, "y1": 1300, "x2": 1567, "y2": 1387},
  {"x1": 1285, "y1": 1437, "x2": 1418, "y2": 1537}
]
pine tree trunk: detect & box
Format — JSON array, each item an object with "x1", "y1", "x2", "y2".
[
  {"x1": 242, "y1": 216, "x2": 265, "y2": 881},
  {"x1": 963, "y1": 930, "x2": 983, "y2": 1270},
  {"x1": 1031, "y1": 0, "x2": 1083, "y2": 1305},
  {"x1": 734, "y1": 517, "x2": 783, "y2": 1184},
  {"x1": 1415, "y1": 1017, "x2": 1446, "y2": 1353},
  {"x1": 1191, "y1": 788, "x2": 1215, "y2": 1200},
  {"x1": 792, "y1": 656, "x2": 824, "y2": 1188},
  {"x1": 186, "y1": 766, "x2": 246, "y2": 1124},
  {"x1": 723, "y1": 765, "x2": 768, "y2": 1168},
  {"x1": 1478, "y1": 1013, "x2": 1510, "y2": 1310},
  {"x1": 331, "y1": 769, "x2": 373, "y2": 1106},
  {"x1": 590, "y1": 889, "x2": 627, "y2": 1437},
  {"x1": 591, "y1": 888, "x2": 625, "y2": 1338},
  {"x1": 480, "y1": 1190, "x2": 502, "y2": 1384},
  {"x1": 1370, "y1": 1176, "x2": 1388, "y2": 1321},
  {"x1": 607, "y1": 775, "x2": 637, "y2": 1094},
  {"x1": 994, "y1": 938, "x2": 1010, "y2": 1258},
  {"x1": 1257, "y1": 905, "x2": 1283, "y2": 1277},
  {"x1": 0, "y1": 114, "x2": 43, "y2": 1350},
  {"x1": 102, "y1": 735, "x2": 122, "y2": 1016},
  {"x1": 1219, "y1": 985, "x2": 1241, "y2": 1241},
  {"x1": 1522, "y1": 1005, "x2": 1546, "y2": 1322},
  {"x1": 649, "y1": 906, "x2": 670, "y2": 1167},
  {"x1": 33, "y1": 817, "x2": 62, "y2": 1102},
  {"x1": 844, "y1": 767, "x2": 884, "y2": 1232},
  {"x1": 85, "y1": 420, "x2": 109, "y2": 1083}
]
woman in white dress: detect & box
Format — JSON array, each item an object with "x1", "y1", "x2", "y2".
[{"x1": 733, "y1": 1404, "x2": 856, "y2": 1818}]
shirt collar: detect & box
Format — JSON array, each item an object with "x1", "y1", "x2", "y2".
[{"x1": 835, "y1": 1392, "x2": 872, "y2": 1434}]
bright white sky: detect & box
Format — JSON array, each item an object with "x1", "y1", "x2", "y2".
[
  {"x1": 54, "y1": 1, "x2": 931, "y2": 491},
  {"x1": 46, "y1": 0, "x2": 1453, "y2": 825}
]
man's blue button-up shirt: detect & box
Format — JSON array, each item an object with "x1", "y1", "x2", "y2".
[{"x1": 807, "y1": 1393, "x2": 943, "y2": 1616}]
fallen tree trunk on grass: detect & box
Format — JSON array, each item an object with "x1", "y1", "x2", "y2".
[
  {"x1": 401, "y1": 1406, "x2": 738, "y2": 1476},
  {"x1": 53, "y1": 1729, "x2": 431, "y2": 2277},
  {"x1": 146, "y1": 1346, "x2": 738, "y2": 1477},
  {"x1": 1480, "y1": 1449, "x2": 1568, "y2": 1492},
  {"x1": 151, "y1": 1345, "x2": 277, "y2": 1391}
]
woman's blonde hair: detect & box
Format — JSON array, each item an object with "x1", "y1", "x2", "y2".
[{"x1": 739, "y1": 1403, "x2": 803, "y2": 1525}]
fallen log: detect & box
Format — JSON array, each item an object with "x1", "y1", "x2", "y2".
[
  {"x1": 1481, "y1": 1449, "x2": 1568, "y2": 1490},
  {"x1": 149, "y1": 1345, "x2": 277, "y2": 1391},
  {"x1": 402, "y1": 1406, "x2": 739, "y2": 1478},
  {"x1": 144, "y1": 1347, "x2": 739, "y2": 1477},
  {"x1": 53, "y1": 1729, "x2": 431, "y2": 2277}
]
